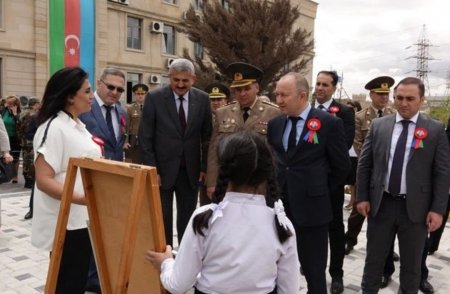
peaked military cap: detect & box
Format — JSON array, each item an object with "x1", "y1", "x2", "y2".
[
  {"x1": 365, "y1": 76, "x2": 395, "y2": 93},
  {"x1": 204, "y1": 82, "x2": 230, "y2": 99},
  {"x1": 132, "y1": 83, "x2": 149, "y2": 94},
  {"x1": 226, "y1": 62, "x2": 263, "y2": 88}
]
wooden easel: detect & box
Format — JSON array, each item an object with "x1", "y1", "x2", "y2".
[{"x1": 45, "y1": 157, "x2": 166, "y2": 294}]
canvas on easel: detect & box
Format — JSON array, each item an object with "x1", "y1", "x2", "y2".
[{"x1": 45, "y1": 157, "x2": 166, "y2": 294}]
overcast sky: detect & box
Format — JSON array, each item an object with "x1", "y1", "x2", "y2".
[{"x1": 312, "y1": 0, "x2": 450, "y2": 98}]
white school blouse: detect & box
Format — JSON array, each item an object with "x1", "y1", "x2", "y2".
[
  {"x1": 31, "y1": 111, "x2": 102, "y2": 251},
  {"x1": 159, "y1": 192, "x2": 300, "y2": 294}
]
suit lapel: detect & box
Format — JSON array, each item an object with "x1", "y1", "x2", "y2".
[
  {"x1": 276, "y1": 116, "x2": 288, "y2": 151},
  {"x1": 164, "y1": 89, "x2": 183, "y2": 134},
  {"x1": 92, "y1": 100, "x2": 110, "y2": 139},
  {"x1": 185, "y1": 90, "x2": 197, "y2": 135},
  {"x1": 382, "y1": 115, "x2": 396, "y2": 165},
  {"x1": 408, "y1": 114, "x2": 427, "y2": 161}
]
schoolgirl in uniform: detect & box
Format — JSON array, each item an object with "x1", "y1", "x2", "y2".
[{"x1": 146, "y1": 131, "x2": 300, "y2": 294}]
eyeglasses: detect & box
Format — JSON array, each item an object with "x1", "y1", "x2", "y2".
[{"x1": 100, "y1": 79, "x2": 125, "y2": 93}]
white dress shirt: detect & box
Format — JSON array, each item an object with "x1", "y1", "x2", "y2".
[
  {"x1": 282, "y1": 103, "x2": 311, "y2": 151},
  {"x1": 159, "y1": 192, "x2": 300, "y2": 294},
  {"x1": 385, "y1": 112, "x2": 419, "y2": 194},
  {"x1": 173, "y1": 91, "x2": 189, "y2": 120},
  {"x1": 95, "y1": 92, "x2": 119, "y2": 139}
]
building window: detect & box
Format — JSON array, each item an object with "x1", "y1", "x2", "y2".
[
  {"x1": 195, "y1": 0, "x2": 203, "y2": 10},
  {"x1": 127, "y1": 16, "x2": 142, "y2": 50},
  {"x1": 194, "y1": 42, "x2": 203, "y2": 59},
  {"x1": 162, "y1": 0, "x2": 176, "y2": 4},
  {"x1": 162, "y1": 24, "x2": 175, "y2": 55},
  {"x1": 127, "y1": 72, "x2": 141, "y2": 86}
]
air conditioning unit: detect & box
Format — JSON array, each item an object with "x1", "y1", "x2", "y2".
[
  {"x1": 109, "y1": 0, "x2": 129, "y2": 5},
  {"x1": 149, "y1": 74, "x2": 162, "y2": 84},
  {"x1": 150, "y1": 21, "x2": 164, "y2": 34},
  {"x1": 167, "y1": 58, "x2": 176, "y2": 68}
]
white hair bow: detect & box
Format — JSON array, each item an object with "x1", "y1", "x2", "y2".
[
  {"x1": 274, "y1": 199, "x2": 289, "y2": 230},
  {"x1": 210, "y1": 200, "x2": 229, "y2": 224}
]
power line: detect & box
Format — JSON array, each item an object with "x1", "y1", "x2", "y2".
[{"x1": 406, "y1": 24, "x2": 435, "y2": 96}]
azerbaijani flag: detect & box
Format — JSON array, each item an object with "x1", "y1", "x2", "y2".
[{"x1": 49, "y1": 0, "x2": 95, "y2": 86}]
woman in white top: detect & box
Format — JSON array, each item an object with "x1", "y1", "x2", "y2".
[
  {"x1": 32, "y1": 67, "x2": 102, "y2": 293},
  {"x1": 146, "y1": 131, "x2": 300, "y2": 294}
]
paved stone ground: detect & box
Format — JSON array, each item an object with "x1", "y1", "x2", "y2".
[{"x1": 1, "y1": 180, "x2": 449, "y2": 293}]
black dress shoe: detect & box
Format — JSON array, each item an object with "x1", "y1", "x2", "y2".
[
  {"x1": 24, "y1": 211, "x2": 33, "y2": 220},
  {"x1": 344, "y1": 242, "x2": 354, "y2": 255},
  {"x1": 393, "y1": 251, "x2": 400, "y2": 261},
  {"x1": 420, "y1": 279, "x2": 434, "y2": 294},
  {"x1": 331, "y1": 278, "x2": 344, "y2": 294},
  {"x1": 380, "y1": 275, "x2": 391, "y2": 288}
]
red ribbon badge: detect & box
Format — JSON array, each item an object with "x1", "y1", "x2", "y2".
[
  {"x1": 303, "y1": 118, "x2": 321, "y2": 144},
  {"x1": 120, "y1": 115, "x2": 127, "y2": 134},
  {"x1": 411, "y1": 128, "x2": 427, "y2": 149},
  {"x1": 329, "y1": 106, "x2": 340, "y2": 114},
  {"x1": 92, "y1": 136, "x2": 105, "y2": 156}
]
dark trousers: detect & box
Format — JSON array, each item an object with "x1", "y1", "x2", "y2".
[
  {"x1": 328, "y1": 185, "x2": 345, "y2": 278},
  {"x1": 295, "y1": 223, "x2": 329, "y2": 294},
  {"x1": 362, "y1": 197, "x2": 427, "y2": 294},
  {"x1": 53, "y1": 228, "x2": 92, "y2": 294},
  {"x1": 421, "y1": 197, "x2": 450, "y2": 280},
  {"x1": 345, "y1": 206, "x2": 365, "y2": 246},
  {"x1": 199, "y1": 185, "x2": 211, "y2": 206},
  {"x1": 428, "y1": 194, "x2": 450, "y2": 253},
  {"x1": 160, "y1": 167, "x2": 198, "y2": 246},
  {"x1": 346, "y1": 204, "x2": 396, "y2": 277}
]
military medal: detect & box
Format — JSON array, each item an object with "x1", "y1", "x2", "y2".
[
  {"x1": 411, "y1": 128, "x2": 427, "y2": 149},
  {"x1": 303, "y1": 118, "x2": 321, "y2": 144},
  {"x1": 92, "y1": 136, "x2": 105, "y2": 156}
]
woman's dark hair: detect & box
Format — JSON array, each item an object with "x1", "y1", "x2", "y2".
[
  {"x1": 37, "y1": 67, "x2": 88, "y2": 147},
  {"x1": 193, "y1": 131, "x2": 292, "y2": 242},
  {"x1": 37, "y1": 67, "x2": 88, "y2": 126}
]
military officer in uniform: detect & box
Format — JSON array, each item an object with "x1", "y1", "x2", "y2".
[
  {"x1": 206, "y1": 62, "x2": 280, "y2": 198},
  {"x1": 205, "y1": 82, "x2": 230, "y2": 115},
  {"x1": 125, "y1": 83, "x2": 148, "y2": 163},
  {"x1": 200, "y1": 82, "x2": 231, "y2": 206}
]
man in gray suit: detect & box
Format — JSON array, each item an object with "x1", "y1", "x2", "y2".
[
  {"x1": 139, "y1": 58, "x2": 212, "y2": 246},
  {"x1": 356, "y1": 77, "x2": 450, "y2": 294}
]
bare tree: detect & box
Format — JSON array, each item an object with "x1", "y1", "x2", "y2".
[{"x1": 179, "y1": 0, "x2": 314, "y2": 93}]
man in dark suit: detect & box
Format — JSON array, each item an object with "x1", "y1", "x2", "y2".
[
  {"x1": 79, "y1": 68, "x2": 128, "y2": 293},
  {"x1": 313, "y1": 70, "x2": 355, "y2": 294},
  {"x1": 356, "y1": 77, "x2": 450, "y2": 294},
  {"x1": 345, "y1": 76, "x2": 398, "y2": 289},
  {"x1": 80, "y1": 68, "x2": 128, "y2": 161},
  {"x1": 139, "y1": 58, "x2": 212, "y2": 246},
  {"x1": 267, "y1": 72, "x2": 350, "y2": 294}
]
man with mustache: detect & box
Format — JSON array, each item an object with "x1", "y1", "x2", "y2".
[{"x1": 139, "y1": 58, "x2": 212, "y2": 247}]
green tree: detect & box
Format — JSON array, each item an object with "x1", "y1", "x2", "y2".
[
  {"x1": 179, "y1": 0, "x2": 314, "y2": 92},
  {"x1": 428, "y1": 98, "x2": 450, "y2": 124}
]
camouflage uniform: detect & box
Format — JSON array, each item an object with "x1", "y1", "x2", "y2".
[{"x1": 17, "y1": 109, "x2": 35, "y2": 188}]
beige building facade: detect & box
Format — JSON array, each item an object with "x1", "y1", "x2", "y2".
[{"x1": 0, "y1": 0, "x2": 316, "y2": 103}]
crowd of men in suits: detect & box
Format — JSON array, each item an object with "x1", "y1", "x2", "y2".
[{"x1": 87, "y1": 58, "x2": 449, "y2": 294}]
